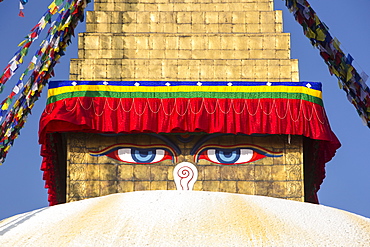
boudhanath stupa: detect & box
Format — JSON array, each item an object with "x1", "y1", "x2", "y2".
[{"x1": 1, "y1": 0, "x2": 369, "y2": 245}]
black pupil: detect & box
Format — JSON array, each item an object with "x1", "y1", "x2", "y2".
[{"x1": 222, "y1": 151, "x2": 233, "y2": 158}]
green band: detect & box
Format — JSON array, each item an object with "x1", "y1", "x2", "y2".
[{"x1": 47, "y1": 91, "x2": 323, "y2": 106}]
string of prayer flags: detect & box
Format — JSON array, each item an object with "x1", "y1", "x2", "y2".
[
  {"x1": 283, "y1": 0, "x2": 370, "y2": 128},
  {"x1": 0, "y1": 0, "x2": 90, "y2": 164},
  {"x1": 0, "y1": 0, "x2": 65, "y2": 92},
  {"x1": 0, "y1": 0, "x2": 28, "y2": 3},
  {"x1": 0, "y1": 0, "x2": 29, "y2": 16},
  {"x1": 19, "y1": 2, "x2": 25, "y2": 17},
  {"x1": 0, "y1": 0, "x2": 29, "y2": 4}
]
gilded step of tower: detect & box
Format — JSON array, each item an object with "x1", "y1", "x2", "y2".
[
  {"x1": 70, "y1": 0, "x2": 298, "y2": 82},
  {"x1": 94, "y1": 0, "x2": 274, "y2": 12}
]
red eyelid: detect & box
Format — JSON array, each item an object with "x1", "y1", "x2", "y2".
[
  {"x1": 106, "y1": 151, "x2": 120, "y2": 161},
  {"x1": 198, "y1": 150, "x2": 265, "y2": 165},
  {"x1": 244, "y1": 151, "x2": 265, "y2": 164},
  {"x1": 194, "y1": 144, "x2": 280, "y2": 164}
]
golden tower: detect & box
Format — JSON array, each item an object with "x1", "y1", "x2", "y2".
[{"x1": 38, "y1": 0, "x2": 339, "y2": 205}]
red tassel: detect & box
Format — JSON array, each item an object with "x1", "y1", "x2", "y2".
[{"x1": 19, "y1": 10, "x2": 25, "y2": 17}]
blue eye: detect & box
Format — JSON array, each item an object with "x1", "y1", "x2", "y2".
[
  {"x1": 195, "y1": 144, "x2": 283, "y2": 165},
  {"x1": 132, "y1": 149, "x2": 157, "y2": 163},
  {"x1": 213, "y1": 149, "x2": 240, "y2": 164},
  {"x1": 208, "y1": 148, "x2": 251, "y2": 164},
  {"x1": 113, "y1": 148, "x2": 167, "y2": 164},
  {"x1": 90, "y1": 144, "x2": 176, "y2": 164}
]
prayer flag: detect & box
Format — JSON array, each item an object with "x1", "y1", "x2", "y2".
[{"x1": 18, "y1": 10, "x2": 25, "y2": 17}]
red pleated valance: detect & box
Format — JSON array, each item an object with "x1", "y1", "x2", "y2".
[{"x1": 40, "y1": 97, "x2": 337, "y2": 141}]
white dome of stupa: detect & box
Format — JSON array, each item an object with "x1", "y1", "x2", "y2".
[{"x1": 1, "y1": 191, "x2": 369, "y2": 246}]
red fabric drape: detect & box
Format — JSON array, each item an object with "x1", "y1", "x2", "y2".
[{"x1": 40, "y1": 97, "x2": 338, "y2": 141}]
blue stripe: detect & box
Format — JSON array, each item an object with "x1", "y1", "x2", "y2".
[{"x1": 48, "y1": 80, "x2": 322, "y2": 91}]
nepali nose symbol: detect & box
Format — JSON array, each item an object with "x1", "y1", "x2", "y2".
[{"x1": 173, "y1": 162, "x2": 198, "y2": 191}]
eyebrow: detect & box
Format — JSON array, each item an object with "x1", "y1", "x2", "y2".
[
  {"x1": 189, "y1": 133, "x2": 273, "y2": 155},
  {"x1": 99, "y1": 133, "x2": 181, "y2": 154},
  {"x1": 190, "y1": 133, "x2": 228, "y2": 155},
  {"x1": 147, "y1": 133, "x2": 181, "y2": 155}
]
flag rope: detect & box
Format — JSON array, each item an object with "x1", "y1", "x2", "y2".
[
  {"x1": 283, "y1": 0, "x2": 370, "y2": 127},
  {"x1": 0, "y1": 0, "x2": 90, "y2": 164}
]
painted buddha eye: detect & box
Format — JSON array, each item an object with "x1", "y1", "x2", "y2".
[
  {"x1": 194, "y1": 144, "x2": 283, "y2": 165},
  {"x1": 110, "y1": 148, "x2": 168, "y2": 163},
  {"x1": 90, "y1": 144, "x2": 176, "y2": 164}
]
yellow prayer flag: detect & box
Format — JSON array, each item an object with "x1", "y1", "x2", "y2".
[
  {"x1": 61, "y1": 22, "x2": 70, "y2": 31},
  {"x1": 332, "y1": 69, "x2": 339, "y2": 77},
  {"x1": 1, "y1": 102, "x2": 8, "y2": 110},
  {"x1": 314, "y1": 14, "x2": 321, "y2": 26},
  {"x1": 346, "y1": 66, "x2": 354, "y2": 82},
  {"x1": 316, "y1": 28, "x2": 326, "y2": 42},
  {"x1": 50, "y1": 6, "x2": 58, "y2": 15},
  {"x1": 4, "y1": 145, "x2": 11, "y2": 152},
  {"x1": 305, "y1": 28, "x2": 316, "y2": 39},
  {"x1": 292, "y1": 2, "x2": 297, "y2": 10},
  {"x1": 337, "y1": 80, "x2": 343, "y2": 89},
  {"x1": 13, "y1": 101, "x2": 20, "y2": 109},
  {"x1": 41, "y1": 21, "x2": 47, "y2": 29},
  {"x1": 333, "y1": 38, "x2": 341, "y2": 50},
  {"x1": 18, "y1": 39, "x2": 27, "y2": 47},
  {"x1": 48, "y1": 2, "x2": 57, "y2": 10},
  {"x1": 16, "y1": 108, "x2": 23, "y2": 119},
  {"x1": 41, "y1": 66, "x2": 48, "y2": 73},
  {"x1": 5, "y1": 128, "x2": 11, "y2": 137}
]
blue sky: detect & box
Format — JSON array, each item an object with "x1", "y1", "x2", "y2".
[{"x1": 0, "y1": 0, "x2": 369, "y2": 220}]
